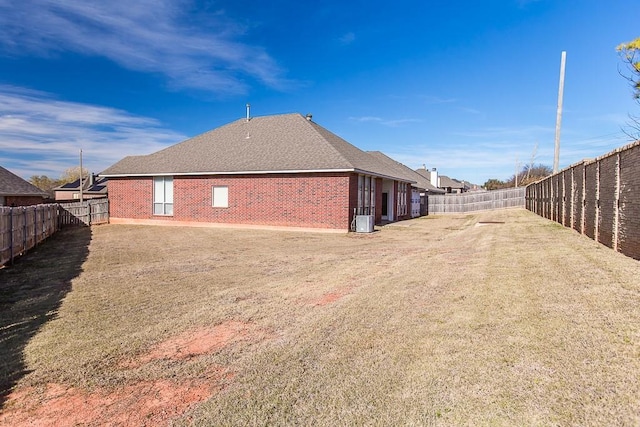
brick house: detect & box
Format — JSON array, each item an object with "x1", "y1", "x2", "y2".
[
  {"x1": 100, "y1": 113, "x2": 416, "y2": 231},
  {"x1": 0, "y1": 166, "x2": 48, "y2": 206},
  {"x1": 54, "y1": 174, "x2": 108, "y2": 202},
  {"x1": 367, "y1": 151, "x2": 445, "y2": 218}
]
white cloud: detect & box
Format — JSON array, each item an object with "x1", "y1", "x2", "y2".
[
  {"x1": 0, "y1": 85, "x2": 185, "y2": 178},
  {"x1": 339, "y1": 32, "x2": 356, "y2": 45},
  {"x1": 349, "y1": 116, "x2": 422, "y2": 127},
  {"x1": 0, "y1": 0, "x2": 292, "y2": 94}
]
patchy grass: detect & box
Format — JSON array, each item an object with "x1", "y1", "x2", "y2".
[{"x1": 1, "y1": 209, "x2": 639, "y2": 426}]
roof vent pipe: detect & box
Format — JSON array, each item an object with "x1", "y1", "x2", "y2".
[
  {"x1": 305, "y1": 113, "x2": 312, "y2": 121},
  {"x1": 246, "y1": 103, "x2": 250, "y2": 122}
]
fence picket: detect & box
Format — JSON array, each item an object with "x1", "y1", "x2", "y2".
[
  {"x1": 0, "y1": 199, "x2": 109, "y2": 266},
  {"x1": 428, "y1": 188, "x2": 525, "y2": 214},
  {"x1": 526, "y1": 140, "x2": 640, "y2": 260}
]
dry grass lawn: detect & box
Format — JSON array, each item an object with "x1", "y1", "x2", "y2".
[{"x1": 1, "y1": 209, "x2": 639, "y2": 426}]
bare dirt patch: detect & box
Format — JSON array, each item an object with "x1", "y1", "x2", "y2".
[
  {"x1": 1, "y1": 321, "x2": 259, "y2": 426},
  {"x1": 311, "y1": 286, "x2": 355, "y2": 306},
  {"x1": 129, "y1": 320, "x2": 253, "y2": 367},
  {"x1": 0, "y1": 373, "x2": 225, "y2": 427}
]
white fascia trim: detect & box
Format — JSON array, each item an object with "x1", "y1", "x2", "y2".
[
  {"x1": 100, "y1": 168, "x2": 416, "y2": 183},
  {"x1": 354, "y1": 169, "x2": 417, "y2": 184},
  {"x1": 100, "y1": 168, "x2": 355, "y2": 178}
]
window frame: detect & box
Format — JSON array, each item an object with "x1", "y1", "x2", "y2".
[
  {"x1": 153, "y1": 176, "x2": 174, "y2": 216},
  {"x1": 212, "y1": 185, "x2": 229, "y2": 208}
]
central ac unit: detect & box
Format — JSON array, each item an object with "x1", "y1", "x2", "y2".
[{"x1": 355, "y1": 215, "x2": 374, "y2": 233}]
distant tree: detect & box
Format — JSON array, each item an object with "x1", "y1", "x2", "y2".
[
  {"x1": 485, "y1": 163, "x2": 552, "y2": 190},
  {"x1": 483, "y1": 178, "x2": 508, "y2": 191},
  {"x1": 59, "y1": 166, "x2": 90, "y2": 184},
  {"x1": 616, "y1": 37, "x2": 640, "y2": 139},
  {"x1": 29, "y1": 175, "x2": 61, "y2": 198}
]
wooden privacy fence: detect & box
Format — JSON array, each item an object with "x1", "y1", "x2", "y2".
[
  {"x1": 0, "y1": 199, "x2": 109, "y2": 266},
  {"x1": 428, "y1": 187, "x2": 525, "y2": 214},
  {"x1": 0, "y1": 204, "x2": 59, "y2": 266},
  {"x1": 526, "y1": 140, "x2": 640, "y2": 260},
  {"x1": 59, "y1": 199, "x2": 109, "y2": 226}
]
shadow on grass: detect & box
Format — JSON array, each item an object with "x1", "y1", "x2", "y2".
[{"x1": 0, "y1": 226, "x2": 91, "y2": 410}]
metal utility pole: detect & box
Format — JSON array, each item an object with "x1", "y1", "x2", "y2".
[{"x1": 553, "y1": 51, "x2": 567, "y2": 174}]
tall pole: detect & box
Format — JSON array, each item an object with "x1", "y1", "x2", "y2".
[
  {"x1": 79, "y1": 149, "x2": 84, "y2": 203},
  {"x1": 553, "y1": 51, "x2": 567, "y2": 174}
]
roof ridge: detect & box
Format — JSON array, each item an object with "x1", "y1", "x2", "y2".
[{"x1": 300, "y1": 115, "x2": 355, "y2": 169}]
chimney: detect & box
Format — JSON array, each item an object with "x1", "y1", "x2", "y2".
[
  {"x1": 305, "y1": 113, "x2": 312, "y2": 121},
  {"x1": 89, "y1": 173, "x2": 95, "y2": 187},
  {"x1": 430, "y1": 168, "x2": 438, "y2": 187},
  {"x1": 246, "y1": 103, "x2": 251, "y2": 122}
]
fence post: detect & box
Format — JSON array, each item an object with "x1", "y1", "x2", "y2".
[
  {"x1": 34, "y1": 205, "x2": 38, "y2": 245},
  {"x1": 581, "y1": 163, "x2": 586, "y2": 235},
  {"x1": 595, "y1": 160, "x2": 600, "y2": 243},
  {"x1": 613, "y1": 152, "x2": 621, "y2": 252},
  {"x1": 9, "y1": 207, "x2": 13, "y2": 265},
  {"x1": 22, "y1": 207, "x2": 27, "y2": 254}
]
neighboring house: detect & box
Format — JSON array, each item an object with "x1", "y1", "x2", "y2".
[
  {"x1": 54, "y1": 174, "x2": 108, "y2": 202},
  {"x1": 438, "y1": 175, "x2": 465, "y2": 194},
  {"x1": 414, "y1": 167, "x2": 448, "y2": 195},
  {"x1": 0, "y1": 166, "x2": 49, "y2": 206},
  {"x1": 100, "y1": 113, "x2": 416, "y2": 231},
  {"x1": 368, "y1": 152, "x2": 444, "y2": 218}
]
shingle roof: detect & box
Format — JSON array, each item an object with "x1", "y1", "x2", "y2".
[
  {"x1": 413, "y1": 168, "x2": 447, "y2": 194},
  {"x1": 438, "y1": 175, "x2": 465, "y2": 189},
  {"x1": 55, "y1": 176, "x2": 108, "y2": 194},
  {"x1": 101, "y1": 113, "x2": 412, "y2": 182},
  {"x1": 0, "y1": 166, "x2": 48, "y2": 197}
]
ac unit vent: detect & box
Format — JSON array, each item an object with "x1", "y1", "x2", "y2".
[{"x1": 355, "y1": 215, "x2": 374, "y2": 233}]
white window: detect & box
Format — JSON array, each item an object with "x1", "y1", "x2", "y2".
[
  {"x1": 153, "y1": 177, "x2": 173, "y2": 215},
  {"x1": 212, "y1": 186, "x2": 228, "y2": 208}
]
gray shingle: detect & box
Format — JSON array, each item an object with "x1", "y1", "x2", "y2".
[
  {"x1": 100, "y1": 113, "x2": 411, "y2": 181},
  {"x1": 0, "y1": 166, "x2": 48, "y2": 197},
  {"x1": 414, "y1": 168, "x2": 446, "y2": 193}
]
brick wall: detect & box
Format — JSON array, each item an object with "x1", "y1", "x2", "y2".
[
  {"x1": 3, "y1": 196, "x2": 47, "y2": 207},
  {"x1": 526, "y1": 141, "x2": 640, "y2": 260},
  {"x1": 108, "y1": 173, "x2": 353, "y2": 230}
]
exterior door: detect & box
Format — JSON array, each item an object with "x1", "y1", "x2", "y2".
[{"x1": 381, "y1": 193, "x2": 388, "y2": 218}]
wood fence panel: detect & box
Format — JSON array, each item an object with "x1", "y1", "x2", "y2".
[
  {"x1": 584, "y1": 162, "x2": 597, "y2": 240},
  {"x1": 562, "y1": 169, "x2": 572, "y2": 227},
  {"x1": 618, "y1": 145, "x2": 640, "y2": 259},
  {"x1": 0, "y1": 200, "x2": 108, "y2": 266},
  {"x1": 598, "y1": 155, "x2": 617, "y2": 249},
  {"x1": 526, "y1": 140, "x2": 640, "y2": 260},
  {"x1": 59, "y1": 199, "x2": 109, "y2": 226},
  {"x1": 428, "y1": 188, "x2": 525, "y2": 214},
  {"x1": 0, "y1": 204, "x2": 59, "y2": 266},
  {"x1": 572, "y1": 164, "x2": 584, "y2": 233}
]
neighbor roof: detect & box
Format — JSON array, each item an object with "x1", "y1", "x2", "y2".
[
  {"x1": 438, "y1": 175, "x2": 465, "y2": 189},
  {"x1": 413, "y1": 168, "x2": 447, "y2": 194},
  {"x1": 101, "y1": 113, "x2": 412, "y2": 182},
  {"x1": 367, "y1": 151, "x2": 447, "y2": 191},
  {"x1": 55, "y1": 176, "x2": 108, "y2": 194},
  {"x1": 0, "y1": 166, "x2": 48, "y2": 197}
]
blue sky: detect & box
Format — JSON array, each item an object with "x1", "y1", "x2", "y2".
[{"x1": 0, "y1": 0, "x2": 638, "y2": 186}]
